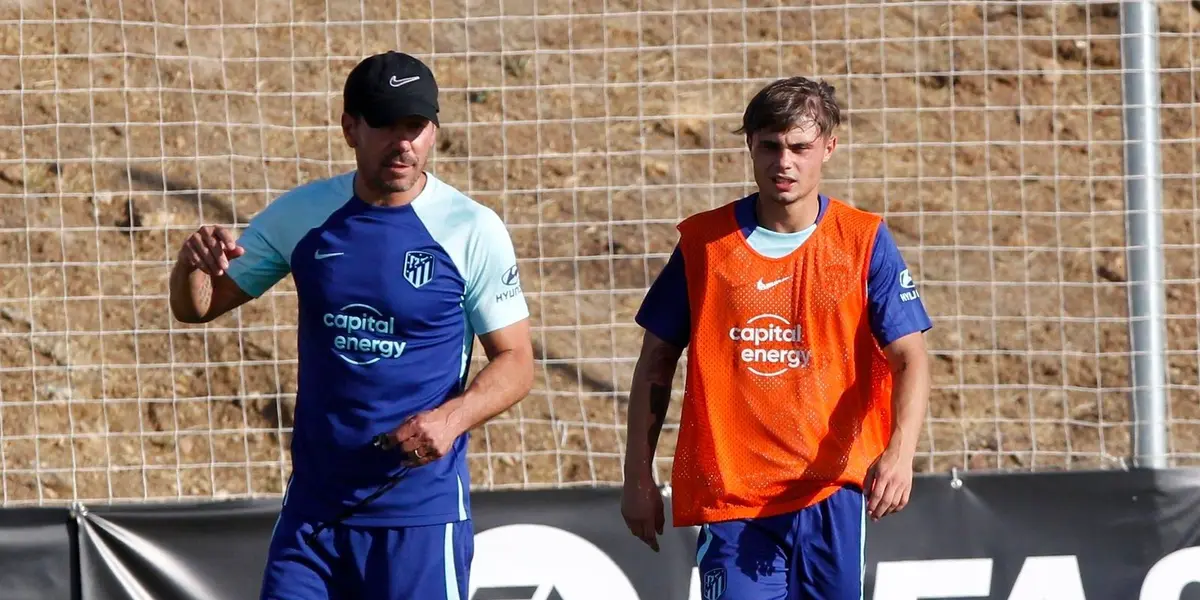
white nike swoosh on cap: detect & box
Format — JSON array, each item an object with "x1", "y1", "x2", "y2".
[{"x1": 389, "y1": 75, "x2": 420, "y2": 87}]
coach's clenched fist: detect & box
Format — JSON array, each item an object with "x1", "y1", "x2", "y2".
[
  {"x1": 178, "y1": 225, "x2": 245, "y2": 277},
  {"x1": 389, "y1": 408, "x2": 463, "y2": 467}
]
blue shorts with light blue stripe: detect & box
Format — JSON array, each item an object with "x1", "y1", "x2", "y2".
[
  {"x1": 695, "y1": 485, "x2": 865, "y2": 600},
  {"x1": 258, "y1": 511, "x2": 472, "y2": 600}
]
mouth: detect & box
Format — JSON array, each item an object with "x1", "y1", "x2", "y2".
[
  {"x1": 384, "y1": 158, "x2": 415, "y2": 173},
  {"x1": 772, "y1": 176, "x2": 796, "y2": 190}
]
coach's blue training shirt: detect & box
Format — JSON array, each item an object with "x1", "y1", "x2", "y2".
[
  {"x1": 637, "y1": 194, "x2": 933, "y2": 348},
  {"x1": 226, "y1": 171, "x2": 528, "y2": 527}
]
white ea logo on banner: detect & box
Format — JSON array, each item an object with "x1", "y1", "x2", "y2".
[{"x1": 470, "y1": 524, "x2": 640, "y2": 600}]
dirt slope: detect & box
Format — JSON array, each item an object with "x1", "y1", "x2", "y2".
[{"x1": 1, "y1": 0, "x2": 1198, "y2": 505}]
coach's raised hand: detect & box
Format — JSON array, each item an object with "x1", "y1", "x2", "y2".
[
  {"x1": 179, "y1": 225, "x2": 245, "y2": 277},
  {"x1": 169, "y1": 225, "x2": 253, "y2": 324}
]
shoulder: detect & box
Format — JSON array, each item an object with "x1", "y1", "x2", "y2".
[
  {"x1": 821, "y1": 196, "x2": 885, "y2": 243},
  {"x1": 679, "y1": 197, "x2": 740, "y2": 229},
  {"x1": 825, "y1": 196, "x2": 884, "y2": 225},
  {"x1": 677, "y1": 196, "x2": 747, "y2": 246},
  {"x1": 412, "y1": 175, "x2": 516, "y2": 288},
  {"x1": 416, "y1": 174, "x2": 509, "y2": 242}
]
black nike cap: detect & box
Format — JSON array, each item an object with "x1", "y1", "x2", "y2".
[{"x1": 343, "y1": 51, "x2": 440, "y2": 128}]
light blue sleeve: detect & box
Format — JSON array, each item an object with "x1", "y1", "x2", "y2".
[
  {"x1": 226, "y1": 219, "x2": 290, "y2": 298},
  {"x1": 226, "y1": 172, "x2": 354, "y2": 297},
  {"x1": 463, "y1": 209, "x2": 529, "y2": 335}
]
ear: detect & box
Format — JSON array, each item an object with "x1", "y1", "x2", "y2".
[
  {"x1": 822, "y1": 134, "x2": 838, "y2": 163},
  {"x1": 341, "y1": 113, "x2": 357, "y2": 148}
]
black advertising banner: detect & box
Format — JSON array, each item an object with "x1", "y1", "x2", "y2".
[
  {"x1": 469, "y1": 487, "x2": 696, "y2": 599},
  {"x1": 76, "y1": 500, "x2": 277, "y2": 600},
  {"x1": 0, "y1": 507, "x2": 75, "y2": 600},
  {"x1": 864, "y1": 469, "x2": 1200, "y2": 600},
  {"x1": 0, "y1": 469, "x2": 1198, "y2": 599}
]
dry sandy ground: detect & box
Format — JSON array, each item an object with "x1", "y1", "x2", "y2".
[{"x1": 1, "y1": 0, "x2": 1198, "y2": 505}]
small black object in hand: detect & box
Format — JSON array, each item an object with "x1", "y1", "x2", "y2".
[{"x1": 372, "y1": 433, "x2": 395, "y2": 450}]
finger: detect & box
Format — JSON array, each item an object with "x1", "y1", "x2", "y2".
[
  {"x1": 393, "y1": 418, "x2": 420, "y2": 442},
  {"x1": 216, "y1": 230, "x2": 245, "y2": 261},
  {"x1": 204, "y1": 234, "x2": 227, "y2": 274},
  {"x1": 204, "y1": 250, "x2": 225, "y2": 276},
  {"x1": 181, "y1": 247, "x2": 204, "y2": 270},
  {"x1": 213, "y1": 226, "x2": 237, "y2": 249},
  {"x1": 187, "y1": 238, "x2": 215, "y2": 274},
  {"x1": 400, "y1": 446, "x2": 430, "y2": 467},
  {"x1": 195, "y1": 236, "x2": 224, "y2": 275},
  {"x1": 881, "y1": 483, "x2": 905, "y2": 518},
  {"x1": 875, "y1": 489, "x2": 896, "y2": 520},
  {"x1": 894, "y1": 483, "x2": 911, "y2": 513},
  {"x1": 400, "y1": 435, "x2": 425, "y2": 453},
  {"x1": 867, "y1": 478, "x2": 888, "y2": 518},
  {"x1": 638, "y1": 521, "x2": 659, "y2": 552},
  {"x1": 862, "y1": 466, "x2": 878, "y2": 496},
  {"x1": 628, "y1": 518, "x2": 650, "y2": 544}
]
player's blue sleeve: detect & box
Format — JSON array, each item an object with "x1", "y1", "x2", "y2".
[
  {"x1": 226, "y1": 218, "x2": 291, "y2": 298},
  {"x1": 867, "y1": 223, "x2": 933, "y2": 347},
  {"x1": 463, "y1": 211, "x2": 530, "y2": 335},
  {"x1": 635, "y1": 245, "x2": 691, "y2": 348}
]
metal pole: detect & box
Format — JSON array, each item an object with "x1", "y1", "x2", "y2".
[{"x1": 1120, "y1": 0, "x2": 1167, "y2": 469}]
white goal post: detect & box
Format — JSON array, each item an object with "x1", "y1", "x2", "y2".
[{"x1": 0, "y1": 0, "x2": 1196, "y2": 507}]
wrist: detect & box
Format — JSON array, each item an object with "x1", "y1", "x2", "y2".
[
  {"x1": 623, "y1": 454, "x2": 655, "y2": 482},
  {"x1": 435, "y1": 397, "x2": 469, "y2": 438},
  {"x1": 886, "y1": 430, "x2": 918, "y2": 456}
]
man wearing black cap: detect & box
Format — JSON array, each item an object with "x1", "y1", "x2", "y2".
[{"x1": 167, "y1": 51, "x2": 534, "y2": 600}]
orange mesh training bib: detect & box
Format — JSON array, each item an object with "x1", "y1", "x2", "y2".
[{"x1": 670, "y1": 197, "x2": 894, "y2": 527}]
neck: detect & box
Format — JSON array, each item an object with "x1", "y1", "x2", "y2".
[
  {"x1": 355, "y1": 171, "x2": 428, "y2": 207},
  {"x1": 755, "y1": 190, "x2": 820, "y2": 233}
]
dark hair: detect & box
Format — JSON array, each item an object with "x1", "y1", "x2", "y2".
[{"x1": 736, "y1": 77, "x2": 841, "y2": 140}]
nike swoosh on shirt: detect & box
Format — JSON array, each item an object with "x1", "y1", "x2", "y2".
[
  {"x1": 314, "y1": 250, "x2": 344, "y2": 260},
  {"x1": 756, "y1": 276, "x2": 790, "y2": 291}
]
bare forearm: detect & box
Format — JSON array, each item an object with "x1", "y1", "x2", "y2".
[
  {"x1": 625, "y1": 379, "x2": 673, "y2": 477},
  {"x1": 169, "y1": 260, "x2": 215, "y2": 323},
  {"x1": 887, "y1": 350, "x2": 930, "y2": 455},
  {"x1": 624, "y1": 339, "x2": 682, "y2": 478},
  {"x1": 169, "y1": 259, "x2": 252, "y2": 324},
  {"x1": 441, "y1": 347, "x2": 534, "y2": 436}
]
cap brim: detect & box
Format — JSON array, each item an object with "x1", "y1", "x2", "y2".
[{"x1": 360, "y1": 100, "x2": 439, "y2": 128}]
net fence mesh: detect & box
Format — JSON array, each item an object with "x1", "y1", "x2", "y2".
[{"x1": 0, "y1": 0, "x2": 1198, "y2": 506}]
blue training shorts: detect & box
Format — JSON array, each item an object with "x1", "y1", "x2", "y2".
[
  {"x1": 696, "y1": 485, "x2": 865, "y2": 600},
  {"x1": 259, "y1": 510, "x2": 473, "y2": 600}
]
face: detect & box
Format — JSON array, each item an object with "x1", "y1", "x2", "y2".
[
  {"x1": 748, "y1": 119, "x2": 836, "y2": 206},
  {"x1": 341, "y1": 113, "x2": 437, "y2": 196}
]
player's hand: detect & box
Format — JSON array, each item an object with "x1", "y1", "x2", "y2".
[
  {"x1": 621, "y1": 472, "x2": 665, "y2": 552},
  {"x1": 178, "y1": 225, "x2": 245, "y2": 278},
  {"x1": 864, "y1": 444, "x2": 914, "y2": 522},
  {"x1": 390, "y1": 409, "x2": 461, "y2": 467}
]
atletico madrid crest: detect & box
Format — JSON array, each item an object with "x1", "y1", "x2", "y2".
[
  {"x1": 702, "y1": 567, "x2": 726, "y2": 600},
  {"x1": 403, "y1": 250, "x2": 435, "y2": 289}
]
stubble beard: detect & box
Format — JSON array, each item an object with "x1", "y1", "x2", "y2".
[{"x1": 367, "y1": 152, "x2": 422, "y2": 195}]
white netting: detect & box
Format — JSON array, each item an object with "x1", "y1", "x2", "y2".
[{"x1": 1, "y1": 1, "x2": 1197, "y2": 506}]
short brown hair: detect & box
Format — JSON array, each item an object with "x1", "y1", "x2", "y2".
[{"x1": 736, "y1": 77, "x2": 841, "y2": 140}]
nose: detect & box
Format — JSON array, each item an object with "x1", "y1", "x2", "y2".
[{"x1": 778, "y1": 148, "x2": 802, "y2": 170}]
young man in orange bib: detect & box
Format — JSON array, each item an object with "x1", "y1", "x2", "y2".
[{"x1": 621, "y1": 77, "x2": 933, "y2": 599}]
